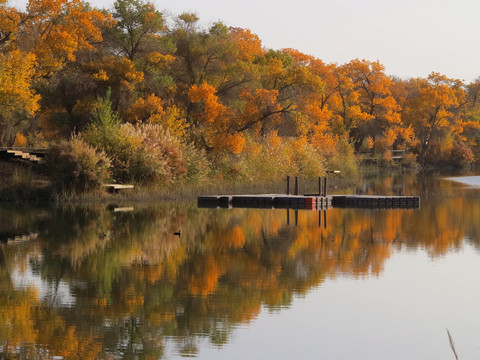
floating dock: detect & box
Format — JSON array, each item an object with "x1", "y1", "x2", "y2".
[
  {"x1": 332, "y1": 195, "x2": 420, "y2": 209},
  {"x1": 198, "y1": 194, "x2": 420, "y2": 210},
  {"x1": 198, "y1": 194, "x2": 332, "y2": 209}
]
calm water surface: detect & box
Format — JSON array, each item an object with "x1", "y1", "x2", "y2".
[{"x1": 1, "y1": 172, "x2": 480, "y2": 359}]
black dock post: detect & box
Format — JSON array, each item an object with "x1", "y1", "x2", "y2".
[
  {"x1": 286, "y1": 176, "x2": 290, "y2": 195},
  {"x1": 294, "y1": 176, "x2": 299, "y2": 195}
]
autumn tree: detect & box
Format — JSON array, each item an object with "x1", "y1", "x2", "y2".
[
  {"x1": 343, "y1": 59, "x2": 401, "y2": 150},
  {"x1": 166, "y1": 16, "x2": 264, "y2": 150},
  {"x1": 402, "y1": 73, "x2": 467, "y2": 164},
  {"x1": 0, "y1": 49, "x2": 39, "y2": 144},
  {"x1": 234, "y1": 49, "x2": 324, "y2": 136},
  {"x1": 19, "y1": 0, "x2": 111, "y2": 76},
  {"x1": 105, "y1": 0, "x2": 165, "y2": 61},
  {"x1": 0, "y1": 0, "x2": 112, "y2": 142},
  {"x1": 456, "y1": 77, "x2": 480, "y2": 160}
]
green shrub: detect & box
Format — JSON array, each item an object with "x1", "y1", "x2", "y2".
[{"x1": 46, "y1": 135, "x2": 111, "y2": 191}]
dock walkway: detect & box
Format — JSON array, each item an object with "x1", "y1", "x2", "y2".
[
  {"x1": 198, "y1": 194, "x2": 332, "y2": 209},
  {"x1": 198, "y1": 194, "x2": 420, "y2": 210}
]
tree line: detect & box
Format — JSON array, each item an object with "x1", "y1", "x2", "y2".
[{"x1": 2, "y1": 0, "x2": 480, "y2": 188}]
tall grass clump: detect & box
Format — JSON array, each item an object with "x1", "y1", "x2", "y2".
[
  {"x1": 84, "y1": 91, "x2": 210, "y2": 184},
  {"x1": 323, "y1": 137, "x2": 358, "y2": 176},
  {"x1": 212, "y1": 132, "x2": 326, "y2": 182},
  {"x1": 181, "y1": 141, "x2": 211, "y2": 184},
  {"x1": 46, "y1": 134, "x2": 111, "y2": 192}
]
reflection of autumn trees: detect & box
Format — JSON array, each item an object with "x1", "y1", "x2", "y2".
[{"x1": 1, "y1": 174, "x2": 480, "y2": 357}]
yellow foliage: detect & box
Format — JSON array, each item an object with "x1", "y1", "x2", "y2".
[
  {"x1": 309, "y1": 126, "x2": 338, "y2": 155},
  {"x1": 366, "y1": 136, "x2": 374, "y2": 149},
  {"x1": 147, "y1": 51, "x2": 175, "y2": 66},
  {"x1": 153, "y1": 105, "x2": 189, "y2": 138},
  {"x1": 0, "y1": 50, "x2": 39, "y2": 116},
  {"x1": 85, "y1": 56, "x2": 144, "y2": 91},
  {"x1": 0, "y1": 2, "x2": 21, "y2": 50},
  {"x1": 93, "y1": 69, "x2": 108, "y2": 81},
  {"x1": 125, "y1": 94, "x2": 166, "y2": 123},
  {"x1": 13, "y1": 131, "x2": 27, "y2": 146},
  {"x1": 266, "y1": 130, "x2": 281, "y2": 149},
  {"x1": 383, "y1": 128, "x2": 397, "y2": 147}
]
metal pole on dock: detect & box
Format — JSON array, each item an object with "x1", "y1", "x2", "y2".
[
  {"x1": 318, "y1": 176, "x2": 322, "y2": 196},
  {"x1": 294, "y1": 176, "x2": 299, "y2": 195},
  {"x1": 286, "y1": 176, "x2": 290, "y2": 195}
]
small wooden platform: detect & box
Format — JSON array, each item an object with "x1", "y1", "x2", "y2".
[
  {"x1": 103, "y1": 184, "x2": 135, "y2": 193},
  {"x1": 0, "y1": 148, "x2": 45, "y2": 164},
  {"x1": 198, "y1": 194, "x2": 420, "y2": 210}
]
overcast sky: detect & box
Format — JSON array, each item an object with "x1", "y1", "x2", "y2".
[{"x1": 10, "y1": 0, "x2": 480, "y2": 82}]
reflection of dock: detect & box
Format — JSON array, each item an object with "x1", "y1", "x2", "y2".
[
  {"x1": 198, "y1": 194, "x2": 420, "y2": 210},
  {"x1": 1, "y1": 232, "x2": 39, "y2": 245}
]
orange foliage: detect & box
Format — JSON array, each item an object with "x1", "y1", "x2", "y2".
[
  {"x1": 188, "y1": 81, "x2": 226, "y2": 123},
  {"x1": 13, "y1": 131, "x2": 27, "y2": 146},
  {"x1": 125, "y1": 94, "x2": 166, "y2": 123},
  {"x1": 212, "y1": 132, "x2": 246, "y2": 154},
  {"x1": 24, "y1": 0, "x2": 112, "y2": 75},
  {"x1": 402, "y1": 73, "x2": 466, "y2": 161},
  {"x1": 229, "y1": 27, "x2": 264, "y2": 60},
  {"x1": 239, "y1": 88, "x2": 280, "y2": 132},
  {"x1": 188, "y1": 255, "x2": 225, "y2": 296}
]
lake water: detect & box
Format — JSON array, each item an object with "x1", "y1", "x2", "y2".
[{"x1": 1, "y1": 172, "x2": 480, "y2": 359}]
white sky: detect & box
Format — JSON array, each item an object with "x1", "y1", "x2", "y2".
[{"x1": 9, "y1": 0, "x2": 480, "y2": 82}]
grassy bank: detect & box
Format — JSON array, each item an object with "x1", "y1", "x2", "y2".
[{"x1": 0, "y1": 160, "x2": 364, "y2": 203}]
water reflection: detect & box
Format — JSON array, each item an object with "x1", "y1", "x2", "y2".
[{"x1": 0, "y1": 172, "x2": 480, "y2": 359}]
